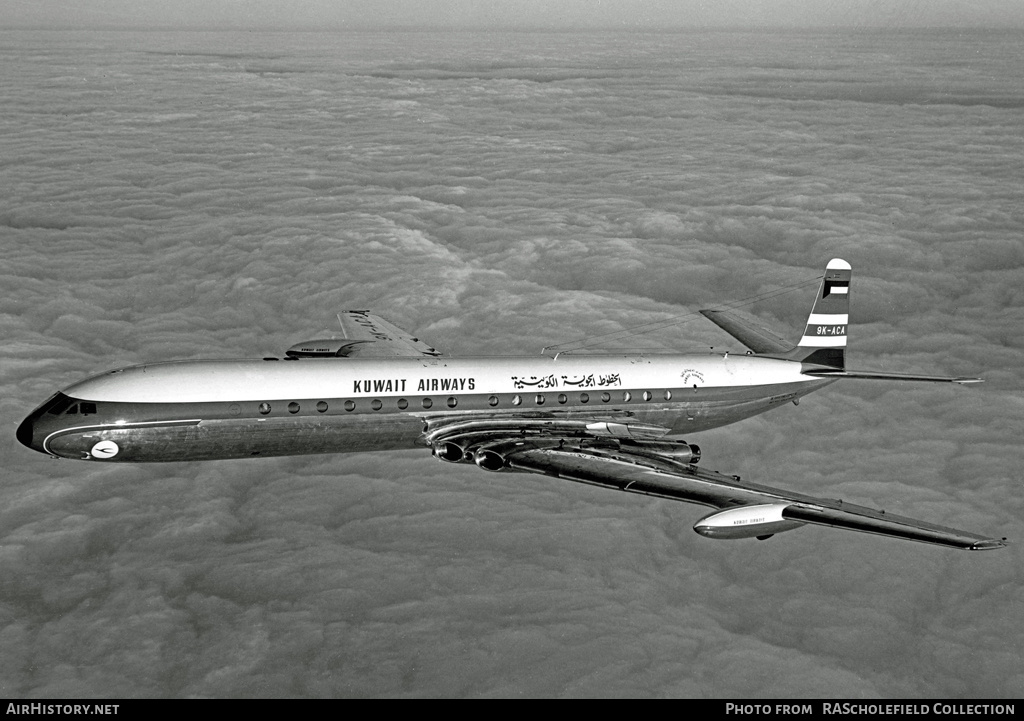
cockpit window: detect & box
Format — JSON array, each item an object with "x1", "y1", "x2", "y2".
[
  {"x1": 58, "y1": 401, "x2": 98, "y2": 416},
  {"x1": 45, "y1": 394, "x2": 74, "y2": 416}
]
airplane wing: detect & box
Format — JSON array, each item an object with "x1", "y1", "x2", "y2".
[
  {"x1": 335, "y1": 311, "x2": 443, "y2": 358},
  {"x1": 286, "y1": 311, "x2": 442, "y2": 358},
  {"x1": 699, "y1": 309, "x2": 793, "y2": 354},
  {"x1": 424, "y1": 419, "x2": 1006, "y2": 551}
]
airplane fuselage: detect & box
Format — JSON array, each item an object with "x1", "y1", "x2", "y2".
[
  {"x1": 17, "y1": 259, "x2": 1004, "y2": 552},
  {"x1": 18, "y1": 353, "x2": 831, "y2": 463}
]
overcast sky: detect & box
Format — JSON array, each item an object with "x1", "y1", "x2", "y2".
[
  {"x1": 3, "y1": 0, "x2": 1024, "y2": 30},
  {"x1": 1, "y1": 25, "x2": 1022, "y2": 698}
]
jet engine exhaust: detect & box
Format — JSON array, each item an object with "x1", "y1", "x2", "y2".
[
  {"x1": 432, "y1": 442, "x2": 466, "y2": 463},
  {"x1": 474, "y1": 449, "x2": 506, "y2": 472}
]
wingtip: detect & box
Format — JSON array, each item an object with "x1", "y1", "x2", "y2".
[
  {"x1": 953, "y1": 377, "x2": 985, "y2": 385},
  {"x1": 969, "y1": 538, "x2": 1008, "y2": 551}
]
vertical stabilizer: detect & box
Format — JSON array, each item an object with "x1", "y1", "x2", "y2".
[{"x1": 786, "y1": 258, "x2": 850, "y2": 368}]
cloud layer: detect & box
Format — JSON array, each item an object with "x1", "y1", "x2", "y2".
[
  {"x1": 4, "y1": 1, "x2": 1024, "y2": 31},
  {"x1": 1, "y1": 29, "x2": 1022, "y2": 697}
]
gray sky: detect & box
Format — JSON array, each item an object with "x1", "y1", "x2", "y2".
[{"x1": 2, "y1": 0, "x2": 1024, "y2": 30}]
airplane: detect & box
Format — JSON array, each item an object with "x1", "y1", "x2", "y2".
[{"x1": 16, "y1": 259, "x2": 1007, "y2": 551}]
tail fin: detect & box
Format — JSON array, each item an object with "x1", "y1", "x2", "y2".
[{"x1": 784, "y1": 258, "x2": 851, "y2": 368}]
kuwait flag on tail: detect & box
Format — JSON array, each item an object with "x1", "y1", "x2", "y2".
[{"x1": 824, "y1": 279, "x2": 849, "y2": 297}]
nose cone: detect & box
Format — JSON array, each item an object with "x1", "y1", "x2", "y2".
[
  {"x1": 18, "y1": 393, "x2": 74, "y2": 456},
  {"x1": 16, "y1": 413, "x2": 37, "y2": 450},
  {"x1": 16, "y1": 408, "x2": 45, "y2": 451}
]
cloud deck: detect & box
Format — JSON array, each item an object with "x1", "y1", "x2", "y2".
[{"x1": 1, "y1": 29, "x2": 1021, "y2": 697}]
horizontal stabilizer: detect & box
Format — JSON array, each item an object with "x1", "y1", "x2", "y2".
[
  {"x1": 803, "y1": 369, "x2": 983, "y2": 384},
  {"x1": 699, "y1": 309, "x2": 792, "y2": 354}
]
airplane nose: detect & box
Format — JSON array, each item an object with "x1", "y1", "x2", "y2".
[
  {"x1": 17, "y1": 393, "x2": 73, "y2": 455},
  {"x1": 16, "y1": 414, "x2": 35, "y2": 449}
]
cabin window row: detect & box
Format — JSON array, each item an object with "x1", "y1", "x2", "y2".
[{"x1": 254, "y1": 390, "x2": 674, "y2": 415}]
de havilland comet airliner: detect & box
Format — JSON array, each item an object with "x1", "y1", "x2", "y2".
[{"x1": 17, "y1": 259, "x2": 1007, "y2": 550}]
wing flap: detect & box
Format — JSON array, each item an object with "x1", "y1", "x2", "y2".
[{"x1": 700, "y1": 309, "x2": 792, "y2": 354}]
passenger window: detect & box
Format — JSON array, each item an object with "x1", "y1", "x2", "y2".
[
  {"x1": 642, "y1": 391, "x2": 652, "y2": 401},
  {"x1": 580, "y1": 393, "x2": 589, "y2": 403},
  {"x1": 316, "y1": 401, "x2": 329, "y2": 413},
  {"x1": 622, "y1": 392, "x2": 631, "y2": 402},
  {"x1": 344, "y1": 401, "x2": 356, "y2": 412},
  {"x1": 488, "y1": 396, "x2": 499, "y2": 407},
  {"x1": 557, "y1": 394, "x2": 567, "y2": 404},
  {"x1": 371, "y1": 399, "x2": 382, "y2": 411},
  {"x1": 447, "y1": 397, "x2": 458, "y2": 408},
  {"x1": 512, "y1": 395, "x2": 522, "y2": 406},
  {"x1": 259, "y1": 403, "x2": 271, "y2": 415},
  {"x1": 422, "y1": 398, "x2": 433, "y2": 409},
  {"x1": 600, "y1": 392, "x2": 610, "y2": 403},
  {"x1": 663, "y1": 390, "x2": 672, "y2": 401},
  {"x1": 288, "y1": 402, "x2": 300, "y2": 414},
  {"x1": 397, "y1": 399, "x2": 408, "y2": 410}
]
